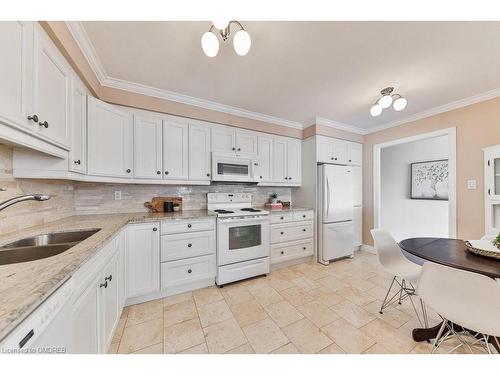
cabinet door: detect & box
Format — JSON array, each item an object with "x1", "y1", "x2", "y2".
[
  {"x1": 101, "y1": 252, "x2": 120, "y2": 351},
  {"x1": 69, "y1": 79, "x2": 87, "y2": 173},
  {"x1": 235, "y1": 130, "x2": 258, "y2": 156},
  {"x1": 332, "y1": 139, "x2": 348, "y2": 164},
  {"x1": 0, "y1": 21, "x2": 33, "y2": 131},
  {"x1": 126, "y1": 222, "x2": 160, "y2": 298},
  {"x1": 257, "y1": 136, "x2": 273, "y2": 182},
  {"x1": 287, "y1": 139, "x2": 302, "y2": 184},
  {"x1": 117, "y1": 231, "x2": 127, "y2": 310},
  {"x1": 273, "y1": 138, "x2": 288, "y2": 183},
  {"x1": 71, "y1": 276, "x2": 100, "y2": 354},
  {"x1": 133, "y1": 115, "x2": 162, "y2": 179},
  {"x1": 316, "y1": 137, "x2": 333, "y2": 164},
  {"x1": 189, "y1": 123, "x2": 211, "y2": 181},
  {"x1": 486, "y1": 155, "x2": 500, "y2": 201},
  {"x1": 87, "y1": 96, "x2": 133, "y2": 178},
  {"x1": 211, "y1": 126, "x2": 235, "y2": 153},
  {"x1": 33, "y1": 25, "x2": 71, "y2": 148},
  {"x1": 347, "y1": 142, "x2": 363, "y2": 166},
  {"x1": 163, "y1": 120, "x2": 188, "y2": 179},
  {"x1": 353, "y1": 206, "x2": 363, "y2": 247},
  {"x1": 352, "y1": 166, "x2": 362, "y2": 206}
]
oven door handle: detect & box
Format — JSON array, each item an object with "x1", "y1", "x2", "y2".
[{"x1": 218, "y1": 216, "x2": 269, "y2": 224}]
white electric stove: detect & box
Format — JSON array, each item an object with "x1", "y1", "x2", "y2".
[{"x1": 207, "y1": 193, "x2": 270, "y2": 286}]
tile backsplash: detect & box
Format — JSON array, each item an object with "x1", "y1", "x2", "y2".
[{"x1": 0, "y1": 144, "x2": 292, "y2": 235}]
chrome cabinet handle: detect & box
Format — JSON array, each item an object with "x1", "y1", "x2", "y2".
[
  {"x1": 100, "y1": 281, "x2": 108, "y2": 288},
  {"x1": 153, "y1": 227, "x2": 158, "y2": 231},
  {"x1": 105, "y1": 275, "x2": 112, "y2": 282},
  {"x1": 39, "y1": 121, "x2": 48, "y2": 128},
  {"x1": 27, "y1": 114, "x2": 39, "y2": 122}
]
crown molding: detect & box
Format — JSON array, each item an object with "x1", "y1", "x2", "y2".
[
  {"x1": 314, "y1": 116, "x2": 368, "y2": 135},
  {"x1": 365, "y1": 86, "x2": 500, "y2": 134}
]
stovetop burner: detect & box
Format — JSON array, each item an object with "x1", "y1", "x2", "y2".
[
  {"x1": 214, "y1": 209, "x2": 235, "y2": 214},
  {"x1": 240, "y1": 208, "x2": 261, "y2": 212}
]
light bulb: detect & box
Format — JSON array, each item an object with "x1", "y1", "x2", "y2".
[
  {"x1": 201, "y1": 31, "x2": 219, "y2": 57},
  {"x1": 370, "y1": 104, "x2": 382, "y2": 117},
  {"x1": 378, "y1": 94, "x2": 393, "y2": 109},
  {"x1": 393, "y1": 96, "x2": 408, "y2": 111},
  {"x1": 233, "y1": 29, "x2": 251, "y2": 56},
  {"x1": 212, "y1": 20, "x2": 229, "y2": 30}
]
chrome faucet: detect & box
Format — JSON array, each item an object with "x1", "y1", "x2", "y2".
[{"x1": 0, "y1": 193, "x2": 51, "y2": 212}]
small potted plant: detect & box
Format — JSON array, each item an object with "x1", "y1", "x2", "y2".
[
  {"x1": 173, "y1": 202, "x2": 180, "y2": 212},
  {"x1": 492, "y1": 233, "x2": 500, "y2": 249},
  {"x1": 270, "y1": 192, "x2": 278, "y2": 204}
]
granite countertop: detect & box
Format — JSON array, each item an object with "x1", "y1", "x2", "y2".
[{"x1": 0, "y1": 210, "x2": 213, "y2": 342}]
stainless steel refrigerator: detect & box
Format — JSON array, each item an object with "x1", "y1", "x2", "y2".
[{"x1": 317, "y1": 164, "x2": 354, "y2": 264}]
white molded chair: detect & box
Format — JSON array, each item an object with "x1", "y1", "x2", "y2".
[
  {"x1": 418, "y1": 262, "x2": 500, "y2": 354},
  {"x1": 370, "y1": 229, "x2": 427, "y2": 327}
]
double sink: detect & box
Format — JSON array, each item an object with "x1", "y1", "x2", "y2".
[{"x1": 0, "y1": 229, "x2": 101, "y2": 266}]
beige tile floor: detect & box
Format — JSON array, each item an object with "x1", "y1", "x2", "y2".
[{"x1": 107, "y1": 251, "x2": 475, "y2": 354}]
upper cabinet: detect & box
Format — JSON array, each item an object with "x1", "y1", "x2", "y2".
[
  {"x1": 257, "y1": 136, "x2": 273, "y2": 183},
  {"x1": 163, "y1": 119, "x2": 189, "y2": 180},
  {"x1": 189, "y1": 122, "x2": 211, "y2": 181},
  {"x1": 32, "y1": 25, "x2": 71, "y2": 148},
  {"x1": 211, "y1": 126, "x2": 258, "y2": 157},
  {"x1": 286, "y1": 139, "x2": 302, "y2": 184},
  {"x1": 69, "y1": 78, "x2": 88, "y2": 174},
  {"x1": 271, "y1": 137, "x2": 302, "y2": 186},
  {"x1": 87, "y1": 96, "x2": 133, "y2": 178},
  {"x1": 316, "y1": 135, "x2": 362, "y2": 166},
  {"x1": 133, "y1": 115, "x2": 163, "y2": 179}
]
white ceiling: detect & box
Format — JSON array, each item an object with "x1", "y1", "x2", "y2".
[{"x1": 80, "y1": 21, "x2": 500, "y2": 132}]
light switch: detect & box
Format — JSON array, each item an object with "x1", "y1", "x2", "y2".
[
  {"x1": 114, "y1": 191, "x2": 122, "y2": 200},
  {"x1": 467, "y1": 180, "x2": 477, "y2": 189}
]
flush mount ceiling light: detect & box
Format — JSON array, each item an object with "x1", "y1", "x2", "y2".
[
  {"x1": 201, "y1": 21, "x2": 251, "y2": 57},
  {"x1": 370, "y1": 87, "x2": 408, "y2": 117}
]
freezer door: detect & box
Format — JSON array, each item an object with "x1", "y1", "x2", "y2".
[
  {"x1": 321, "y1": 165, "x2": 354, "y2": 223},
  {"x1": 321, "y1": 222, "x2": 354, "y2": 262}
]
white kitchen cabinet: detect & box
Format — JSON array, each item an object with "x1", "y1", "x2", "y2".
[
  {"x1": 101, "y1": 252, "x2": 120, "y2": 351},
  {"x1": 69, "y1": 78, "x2": 87, "y2": 173},
  {"x1": 273, "y1": 138, "x2": 288, "y2": 183},
  {"x1": 484, "y1": 145, "x2": 500, "y2": 234},
  {"x1": 347, "y1": 142, "x2": 363, "y2": 166},
  {"x1": 87, "y1": 96, "x2": 133, "y2": 178},
  {"x1": 353, "y1": 206, "x2": 363, "y2": 247},
  {"x1": 71, "y1": 275, "x2": 100, "y2": 354},
  {"x1": 331, "y1": 138, "x2": 348, "y2": 164},
  {"x1": 317, "y1": 137, "x2": 333, "y2": 164},
  {"x1": 163, "y1": 119, "x2": 188, "y2": 180},
  {"x1": 287, "y1": 139, "x2": 302, "y2": 184},
  {"x1": 0, "y1": 21, "x2": 34, "y2": 132},
  {"x1": 257, "y1": 136, "x2": 273, "y2": 183},
  {"x1": 126, "y1": 222, "x2": 160, "y2": 299},
  {"x1": 211, "y1": 126, "x2": 234, "y2": 154},
  {"x1": 352, "y1": 166, "x2": 362, "y2": 206},
  {"x1": 235, "y1": 130, "x2": 258, "y2": 156},
  {"x1": 32, "y1": 25, "x2": 71, "y2": 148},
  {"x1": 316, "y1": 136, "x2": 363, "y2": 167},
  {"x1": 133, "y1": 115, "x2": 162, "y2": 179},
  {"x1": 189, "y1": 123, "x2": 211, "y2": 181}
]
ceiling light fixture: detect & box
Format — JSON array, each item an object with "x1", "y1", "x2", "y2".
[
  {"x1": 201, "y1": 21, "x2": 251, "y2": 57},
  {"x1": 370, "y1": 87, "x2": 408, "y2": 117}
]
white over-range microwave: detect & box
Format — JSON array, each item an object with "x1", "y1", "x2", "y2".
[{"x1": 211, "y1": 153, "x2": 259, "y2": 183}]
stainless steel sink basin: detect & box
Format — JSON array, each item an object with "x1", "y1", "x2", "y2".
[{"x1": 0, "y1": 229, "x2": 101, "y2": 265}]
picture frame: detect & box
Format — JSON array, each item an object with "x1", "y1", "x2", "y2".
[{"x1": 410, "y1": 159, "x2": 449, "y2": 200}]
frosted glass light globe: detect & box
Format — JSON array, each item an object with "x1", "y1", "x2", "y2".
[
  {"x1": 378, "y1": 94, "x2": 393, "y2": 109},
  {"x1": 233, "y1": 29, "x2": 251, "y2": 56},
  {"x1": 393, "y1": 96, "x2": 408, "y2": 111},
  {"x1": 370, "y1": 104, "x2": 382, "y2": 117},
  {"x1": 201, "y1": 32, "x2": 219, "y2": 57},
  {"x1": 212, "y1": 20, "x2": 230, "y2": 30}
]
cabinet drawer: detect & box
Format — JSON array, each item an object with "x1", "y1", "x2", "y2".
[
  {"x1": 271, "y1": 239, "x2": 314, "y2": 264},
  {"x1": 293, "y1": 210, "x2": 314, "y2": 222},
  {"x1": 217, "y1": 257, "x2": 270, "y2": 285},
  {"x1": 270, "y1": 213, "x2": 294, "y2": 224},
  {"x1": 271, "y1": 222, "x2": 313, "y2": 243},
  {"x1": 161, "y1": 218, "x2": 215, "y2": 235},
  {"x1": 161, "y1": 255, "x2": 215, "y2": 289},
  {"x1": 161, "y1": 231, "x2": 215, "y2": 262}
]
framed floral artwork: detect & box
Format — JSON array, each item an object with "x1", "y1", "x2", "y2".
[{"x1": 410, "y1": 159, "x2": 449, "y2": 200}]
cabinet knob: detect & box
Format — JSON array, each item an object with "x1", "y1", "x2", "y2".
[
  {"x1": 27, "y1": 114, "x2": 39, "y2": 123},
  {"x1": 187, "y1": 269, "x2": 192, "y2": 274},
  {"x1": 302, "y1": 247, "x2": 306, "y2": 250},
  {"x1": 74, "y1": 160, "x2": 81, "y2": 165},
  {"x1": 334, "y1": 157, "x2": 338, "y2": 160},
  {"x1": 260, "y1": 176, "x2": 263, "y2": 179},
  {"x1": 187, "y1": 243, "x2": 192, "y2": 248},
  {"x1": 280, "y1": 231, "x2": 284, "y2": 235},
  {"x1": 284, "y1": 177, "x2": 287, "y2": 180},
  {"x1": 156, "y1": 171, "x2": 161, "y2": 175},
  {"x1": 280, "y1": 217, "x2": 284, "y2": 220},
  {"x1": 153, "y1": 227, "x2": 158, "y2": 231},
  {"x1": 187, "y1": 224, "x2": 192, "y2": 228},
  {"x1": 39, "y1": 121, "x2": 49, "y2": 128},
  {"x1": 289, "y1": 177, "x2": 292, "y2": 180},
  {"x1": 165, "y1": 171, "x2": 169, "y2": 175},
  {"x1": 237, "y1": 148, "x2": 241, "y2": 151},
  {"x1": 349, "y1": 159, "x2": 352, "y2": 162},
  {"x1": 302, "y1": 214, "x2": 306, "y2": 218},
  {"x1": 126, "y1": 169, "x2": 131, "y2": 173},
  {"x1": 331, "y1": 157, "x2": 334, "y2": 160},
  {"x1": 488, "y1": 188, "x2": 491, "y2": 195},
  {"x1": 232, "y1": 147, "x2": 236, "y2": 151},
  {"x1": 206, "y1": 173, "x2": 210, "y2": 177},
  {"x1": 302, "y1": 228, "x2": 306, "y2": 232},
  {"x1": 280, "y1": 251, "x2": 284, "y2": 255},
  {"x1": 105, "y1": 274, "x2": 112, "y2": 282},
  {"x1": 99, "y1": 281, "x2": 108, "y2": 288}
]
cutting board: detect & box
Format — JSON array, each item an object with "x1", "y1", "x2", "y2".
[{"x1": 144, "y1": 197, "x2": 183, "y2": 213}]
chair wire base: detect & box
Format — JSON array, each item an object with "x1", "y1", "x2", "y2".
[
  {"x1": 379, "y1": 276, "x2": 428, "y2": 328},
  {"x1": 431, "y1": 318, "x2": 499, "y2": 354}
]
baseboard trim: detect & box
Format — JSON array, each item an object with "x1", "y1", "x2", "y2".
[{"x1": 360, "y1": 244, "x2": 376, "y2": 254}]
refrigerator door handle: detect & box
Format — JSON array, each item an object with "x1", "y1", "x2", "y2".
[{"x1": 326, "y1": 177, "x2": 331, "y2": 216}]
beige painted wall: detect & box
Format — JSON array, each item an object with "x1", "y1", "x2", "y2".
[{"x1": 363, "y1": 96, "x2": 500, "y2": 245}]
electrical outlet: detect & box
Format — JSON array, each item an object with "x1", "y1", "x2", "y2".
[
  {"x1": 114, "y1": 191, "x2": 122, "y2": 200},
  {"x1": 467, "y1": 180, "x2": 477, "y2": 190}
]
